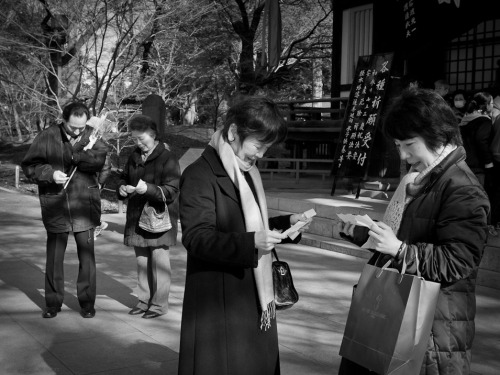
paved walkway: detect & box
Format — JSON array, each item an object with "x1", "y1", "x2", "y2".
[{"x1": 0, "y1": 187, "x2": 499, "y2": 374}]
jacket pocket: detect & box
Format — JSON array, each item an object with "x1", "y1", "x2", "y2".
[{"x1": 40, "y1": 193, "x2": 68, "y2": 230}]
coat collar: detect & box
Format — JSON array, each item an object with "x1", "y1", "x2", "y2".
[
  {"x1": 202, "y1": 145, "x2": 229, "y2": 177},
  {"x1": 202, "y1": 145, "x2": 240, "y2": 203},
  {"x1": 130, "y1": 142, "x2": 165, "y2": 166},
  {"x1": 57, "y1": 123, "x2": 93, "y2": 145},
  {"x1": 417, "y1": 146, "x2": 466, "y2": 196}
]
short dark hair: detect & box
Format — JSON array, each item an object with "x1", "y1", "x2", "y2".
[
  {"x1": 383, "y1": 88, "x2": 462, "y2": 151},
  {"x1": 127, "y1": 114, "x2": 157, "y2": 137},
  {"x1": 465, "y1": 91, "x2": 492, "y2": 114},
  {"x1": 62, "y1": 102, "x2": 90, "y2": 121},
  {"x1": 223, "y1": 96, "x2": 287, "y2": 144}
]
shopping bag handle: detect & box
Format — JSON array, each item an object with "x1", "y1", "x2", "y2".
[
  {"x1": 400, "y1": 245, "x2": 422, "y2": 278},
  {"x1": 375, "y1": 245, "x2": 422, "y2": 284},
  {"x1": 375, "y1": 245, "x2": 410, "y2": 284}
]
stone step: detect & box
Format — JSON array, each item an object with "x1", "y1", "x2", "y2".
[
  {"x1": 266, "y1": 191, "x2": 385, "y2": 261},
  {"x1": 267, "y1": 192, "x2": 388, "y2": 240},
  {"x1": 266, "y1": 191, "x2": 500, "y2": 291},
  {"x1": 300, "y1": 232, "x2": 372, "y2": 259}
]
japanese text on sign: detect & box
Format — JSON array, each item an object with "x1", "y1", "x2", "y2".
[
  {"x1": 336, "y1": 57, "x2": 391, "y2": 171},
  {"x1": 403, "y1": 0, "x2": 416, "y2": 38}
]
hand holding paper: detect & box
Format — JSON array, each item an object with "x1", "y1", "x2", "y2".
[
  {"x1": 283, "y1": 208, "x2": 317, "y2": 240},
  {"x1": 337, "y1": 213, "x2": 381, "y2": 249},
  {"x1": 135, "y1": 179, "x2": 147, "y2": 194},
  {"x1": 337, "y1": 213, "x2": 379, "y2": 229}
]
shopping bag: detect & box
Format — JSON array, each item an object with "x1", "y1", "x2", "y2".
[{"x1": 339, "y1": 253, "x2": 440, "y2": 375}]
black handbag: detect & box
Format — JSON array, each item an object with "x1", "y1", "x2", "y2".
[{"x1": 272, "y1": 249, "x2": 299, "y2": 310}]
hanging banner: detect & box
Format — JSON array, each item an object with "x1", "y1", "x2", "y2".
[
  {"x1": 267, "y1": 0, "x2": 282, "y2": 69},
  {"x1": 332, "y1": 53, "x2": 394, "y2": 182},
  {"x1": 391, "y1": 0, "x2": 500, "y2": 55}
]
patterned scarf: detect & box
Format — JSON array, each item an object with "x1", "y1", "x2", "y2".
[
  {"x1": 362, "y1": 144, "x2": 456, "y2": 248},
  {"x1": 209, "y1": 130, "x2": 276, "y2": 330}
]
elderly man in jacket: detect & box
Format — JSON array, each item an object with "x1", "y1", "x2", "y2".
[{"x1": 22, "y1": 102, "x2": 107, "y2": 319}]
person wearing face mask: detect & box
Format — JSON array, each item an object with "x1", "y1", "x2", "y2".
[
  {"x1": 451, "y1": 89, "x2": 467, "y2": 122},
  {"x1": 337, "y1": 88, "x2": 489, "y2": 375},
  {"x1": 117, "y1": 114, "x2": 180, "y2": 319},
  {"x1": 177, "y1": 96, "x2": 311, "y2": 375},
  {"x1": 21, "y1": 102, "x2": 108, "y2": 319},
  {"x1": 459, "y1": 91, "x2": 494, "y2": 187}
]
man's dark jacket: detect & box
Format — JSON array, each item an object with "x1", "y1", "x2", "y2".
[{"x1": 21, "y1": 123, "x2": 107, "y2": 233}]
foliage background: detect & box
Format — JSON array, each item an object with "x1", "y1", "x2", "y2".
[{"x1": 0, "y1": 0, "x2": 335, "y2": 142}]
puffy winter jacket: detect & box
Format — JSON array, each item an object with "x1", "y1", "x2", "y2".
[
  {"x1": 370, "y1": 147, "x2": 489, "y2": 375},
  {"x1": 21, "y1": 123, "x2": 107, "y2": 233}
]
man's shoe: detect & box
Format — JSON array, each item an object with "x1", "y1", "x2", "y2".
[
  {"x1": 42, "y1": 307, "x2": 61, "y2": 318},
  {"x1": 142, "y1": 311, "x2": 163, "y2": 319},
  {"x1": 80, "y1": 307, "x2": 96, "y2": 318},
  {"x1": 128, "y1": 307, "x2": 147, "y2": 315}
]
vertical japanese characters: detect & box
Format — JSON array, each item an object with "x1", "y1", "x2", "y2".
[
  {"x1": 335, "y1": 54, "x2": 392, "y2": 176},
  {"x1": 403, "y1": 0, "x2": 417, "y2": 38}
]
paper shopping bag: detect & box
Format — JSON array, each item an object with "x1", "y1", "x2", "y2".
[{"x1": 339, "y1": 259, "x2": 440, "y2": 375}]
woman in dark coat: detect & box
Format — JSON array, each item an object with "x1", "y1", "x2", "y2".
[
  {"x1": 459, "y1": 91, "x2": 494, "y2": 186},
  {"x1": 178, "y1": 97, "x2": 310, "y2": 375},
  {"x1": 117, "y1": 115, "x2": 180, "y2": 319},
  {"x1": 338, "y1": 88, "x2": 490, "y2": 375}
]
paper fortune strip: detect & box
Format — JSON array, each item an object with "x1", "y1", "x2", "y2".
[
  {"x1": 283, "y1": 208, "x2": 317, "y2": 240},
  {"x1": 337, "y1": 213, "x2": 377, "y2": 229}
]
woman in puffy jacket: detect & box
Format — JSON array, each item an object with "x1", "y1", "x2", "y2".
[{"x1": 338, "y1": 88, "x2": 490, "y2": 375}]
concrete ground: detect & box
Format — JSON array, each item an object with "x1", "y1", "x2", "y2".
[{"x1": 0, "y1": 186, "x2": 499, "y2": 375}]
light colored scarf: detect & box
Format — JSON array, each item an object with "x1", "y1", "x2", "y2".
[
  {"x1": 209, "y1": 130, "x2": 276, "y2": 330},
  {"x1": 363, "y1": 144, "x2": 456, "y2": 248}
]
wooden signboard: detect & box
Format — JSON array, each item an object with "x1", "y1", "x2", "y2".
[{"x1": 331, "y1": 53, "x2": 394, "y2": 196}]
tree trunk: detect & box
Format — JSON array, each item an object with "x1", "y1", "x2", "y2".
[
  {"x1": 239, "y1": 31, "x2": 256, "y2": 93},
  {"x1": 0, "y1": 110, "x2": 13, "y2": 137},
  {"x1": 312, "y1": 59, "x2": 323, "y2": 100},
  {"x1": 312, "y1": 60, "x2": 324, "y2": 120},
  {"x1": 13, "y1": 107, "x2": 23, "y2": 142},
  {"x1": 183, "y1": 93, "x2": 198, "y2": 126}
]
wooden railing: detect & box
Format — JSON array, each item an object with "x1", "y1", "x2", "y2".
[
  {"x1": 274, "y1": 97, "x2": 349, "y2": 161},
  {"x1": 256, "y1": 157, "x2": 333, "y2": 183},
  {"x1": 277, "y1": 97, "x2": 348, "y2": 123}
]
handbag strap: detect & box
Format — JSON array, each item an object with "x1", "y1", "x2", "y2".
[
  {"x1": 157, "y1": 186, "x2": 167, "y2": 203},
  {"x1": 272, "y1": 248, "x2": 279, "y2": 261}
]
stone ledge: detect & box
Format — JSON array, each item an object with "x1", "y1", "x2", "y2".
[{"x1": 300, "y1": 233, "x2": 372, "y2": 260}]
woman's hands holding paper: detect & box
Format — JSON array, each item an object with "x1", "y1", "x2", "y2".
[
  {"x1": 119, "y1": 184, "x2": 136, "y2": 197},
  {"x1": 367, "y1": 221, "x2": 402, "y2": 257},
  {"x1": 255, "y1": 230, "x2": 287, "y2": 252},
  {"x1": 289, "y1": 212, "x2": 312, "y2": 234},
  {"x1": 135, "y1": 179, "x2": 147, "y2": 194}
]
